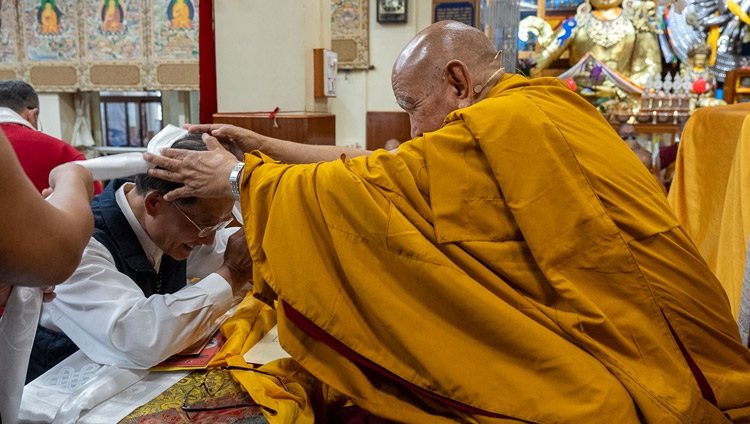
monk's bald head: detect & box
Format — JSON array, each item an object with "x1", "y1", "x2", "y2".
[
  {"x1": 392, "y1": 21, "x2": 498, "y2": 82},
  {"x1": 391, "y1": 21, "x2": 504, "y2": 137}
]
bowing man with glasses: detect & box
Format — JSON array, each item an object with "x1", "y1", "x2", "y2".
[{"x1": 27, "y1": 133, "x2": 253, "y2": 383}]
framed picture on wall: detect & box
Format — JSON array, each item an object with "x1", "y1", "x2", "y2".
[
  {"x1": 432, "y1": 0, "x2": 479, "y2": 28},
  {"x1": 377, "y1": 0, "x2": 407, "y2": 23}
]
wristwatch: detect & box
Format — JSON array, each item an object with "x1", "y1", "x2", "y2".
[{"x1": 229, "y1": 162, "x2": 245, "y2": 201}]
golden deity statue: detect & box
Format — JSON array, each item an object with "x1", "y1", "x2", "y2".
[
  {"x1": 101, "y1": 0, "x2": 125, "y2": 33},
  {"x1": 169, "y1": 0, "x2": 193, "y2": 29},
  {"x1": 37, "y1": 0, "x2": 61, "y2": 34},
  {"x1": 679, "y1": 42, "x2": 726, "y2": 111},
  {"x1": 528, "y1": 0, "x2": 662, "y2": 89}
]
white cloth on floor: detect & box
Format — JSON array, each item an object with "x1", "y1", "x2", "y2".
[
  {"x1": 19, "y1": 350, "x2": 187, "y2": 424},
  {"x1": 0, "y1": 287, "x2": 42, "y2": 424}
]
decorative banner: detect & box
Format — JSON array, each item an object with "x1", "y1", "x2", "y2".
[
  {"x1": 148, "y1": 0, "x2": 200, "y2": 90},
  {"x1": 0, "y1": 0, "x2": 199, "y2": 91},
  {"x1": 0, "y1": 0, "x2": 21, "y2": 79},
  {"x1": 80, "y1": 0, "x2": 147, "y2": 90},
  {"x1": 84, "y1": 0, "x2": 143, "y2": 61},
  {"x1": 152, "y1": 0, "x2": 198, "y2": 59},
  {"x1": 23, "y1": 0, "x2": 79, "y2": 62},
  {"x1": 331, "y1": 0, "x2": 369, "y2": 70},
  {"x1": 21, "y1": 0, "x2": 80, "y2": 90}
]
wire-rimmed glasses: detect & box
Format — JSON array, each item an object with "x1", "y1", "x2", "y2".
[{"x1": 171, "y1": 202, "x2": 233, "y2": 238}]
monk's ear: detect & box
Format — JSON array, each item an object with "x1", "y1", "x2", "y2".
[{"x1": 444, "y1": 60, "x2": 472, "y2": 101}]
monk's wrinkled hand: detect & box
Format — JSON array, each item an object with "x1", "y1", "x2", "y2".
[
  {"x1": 187, "y1": 123, "x2": 262, "y2": 160},
  {"x1": 143, "y1": 133, "x2": 241, "y2": 201}
]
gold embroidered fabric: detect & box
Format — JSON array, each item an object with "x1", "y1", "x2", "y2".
[{"x1": 120, "y1": 370, "x2": 268, "y2": 424}]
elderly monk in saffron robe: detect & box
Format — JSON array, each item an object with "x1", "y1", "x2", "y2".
[{"x1": 144, "y1": 21, "x2": 750, "y2": 423}]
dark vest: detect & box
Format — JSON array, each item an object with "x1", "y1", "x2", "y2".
[{"x1": 27, "y1": 179, "x2": 187, "y2": 383}]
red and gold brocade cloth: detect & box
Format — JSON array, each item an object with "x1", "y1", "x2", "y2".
[{"x1": 120, "y1": 369, "x2": 267, "y2": 424}]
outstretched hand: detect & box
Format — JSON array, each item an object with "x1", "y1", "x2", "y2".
[
  {"x1": 187, "y1": 123, "x2": 264, "y2": 160},
  {"x1": 143, "y1": 133, "x2": 240, "y2": 201}
]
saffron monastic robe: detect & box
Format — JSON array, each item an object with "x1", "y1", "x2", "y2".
[
  {"x1": 240, "y1": 75, "x2": 750, "y2": 423},
  {"x1": 667, "y1": 103, "x2": 750, "y2": 318}
]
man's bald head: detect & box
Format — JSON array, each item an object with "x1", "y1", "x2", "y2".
[{"x1": 391, "y1": 21, "x2": 504, "y2": 138}]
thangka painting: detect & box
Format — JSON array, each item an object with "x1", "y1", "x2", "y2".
[
  {"x1": 331, "y1": 0, "x2": 369, "y2": 70},
  {"x1": 84, "y1": 0, "x2": 143, "y2": 61},
  {"x1": 2, "y1": 0, "x2": 196, "y2": 90},
  {"x1": 22, "y1": 0, "x2": 79, "y2": 62},
  {"x1": 0, "y1": 0, "x2": 20, "y2": 73},
  {"x1": 147, "y1": 0, "x2": 200, "y2": 90},
  {"x1": 152, "y1": 0, "x2": 198, "y2": 59},
  {"x1": 80, "y1": 0, "x2": 147, "y2": 90}
]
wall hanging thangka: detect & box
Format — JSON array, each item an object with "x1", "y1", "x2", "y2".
[
  {"x1": 82, "y1": 0, "x2": 146, "y2": 90},
  {"x1": 0, "y1": 0, "x2": 20, "y2": 80},
  {"x1": 21, "y1": 0, "x2": 80, "y2": 89},
  {"x1": 147, "y1": 0, "x2": 200, "y2": 90},
  {"x1": 331, "y1": 0, "x2": 369, "y2": 70},
  {"x1": 0, "y1": 0, "x2": 200, "y2": 91}
]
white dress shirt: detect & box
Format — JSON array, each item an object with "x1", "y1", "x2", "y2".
[{"x1": 39, "y1": 184, "x2": 238, "y2": 369}]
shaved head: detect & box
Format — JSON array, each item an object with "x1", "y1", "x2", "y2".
[
  {"x1": 391, "y1": 21, "x2": 504, "y2": 137},
  {"x1": 393, "y1": 21, "x2": 499, "y2": 84}
]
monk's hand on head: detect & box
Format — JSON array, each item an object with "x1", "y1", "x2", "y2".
[
  {"x1": 186, "y1": 123, "x2": 259, "y2": 160},
  {"x1": 185, "y1": 122, "x2": 217, "y2": 134},
  {"x1": 143, "y1": 133, "x2": 240, "y2": 201}
]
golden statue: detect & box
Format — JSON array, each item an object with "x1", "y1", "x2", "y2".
[
  {"x1": 679, "y1": 42, "x2": 726, "y2": 111},
  {"x1": 168, "y1": 0, "x2": 194, "y2": 29},
  {"x1": 526, "y1": 0, "x2": 662, "y2": 90},
  {"x1": 101, "y1": 0, "x2": 124, "y2": 33},
  {"x1": 37, "y1": 0, "x2": 62, "y2": 34}
]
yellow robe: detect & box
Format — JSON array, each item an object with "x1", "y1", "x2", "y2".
[
  {"x1": 240, "y1": 75, "x2": 750, "y2": 422},
  {"x1": 667, "y1": 103, "x2": 750, "y2": 318}
]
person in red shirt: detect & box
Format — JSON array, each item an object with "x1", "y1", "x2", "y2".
[{"x1": 0, "y1": 80, "x2": 102, "y2": 194}]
